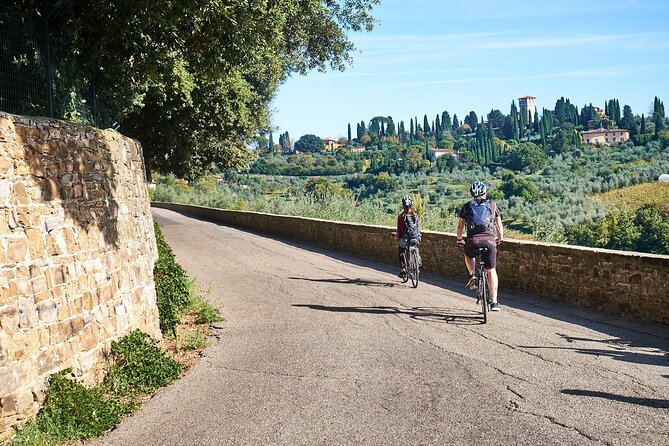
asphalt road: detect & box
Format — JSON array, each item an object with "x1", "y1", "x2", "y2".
[{"x1": 88, "y1": 208, "x2": 669, "y2": 446}]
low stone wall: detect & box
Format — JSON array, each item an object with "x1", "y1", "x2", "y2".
[
  {"x1": 152, "y1": 202, "x2": 669, "y2": 325},
  {"x1": 0, "y1": 113, "x2": 160, "y2": 436}
]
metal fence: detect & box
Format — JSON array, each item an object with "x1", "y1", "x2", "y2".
[
  {"x1": 0, "y1": 4, "x2": 113, "y2": 127},
  {"x1": 0, "y1": 5, "x2": 48, "y2": 117}
]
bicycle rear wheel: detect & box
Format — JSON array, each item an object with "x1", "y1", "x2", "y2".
[
  {"x1": 401, "y1": 252, "x2": 409, "y2": 283},
  {"x1": 479, "y1": 266, "x2": 488, "y2": 323},
  {"x1": 409, "y1": 249, "x2": 419, "y2": 288}
]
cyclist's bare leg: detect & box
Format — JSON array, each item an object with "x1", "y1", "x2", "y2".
[
  {"x1": 486, "y1": 267, "x2": 498, "y2": 304},
  {"x1": 464, "y1": 255, "x2": 475, "y2": 275}
]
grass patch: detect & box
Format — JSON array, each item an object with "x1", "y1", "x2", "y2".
[
  {"x1": 594, "y1": 181, "x2": 669, "y2": 211},
  {"x1": 179, "y1": 329, "x2": 207, "y2": 351}
]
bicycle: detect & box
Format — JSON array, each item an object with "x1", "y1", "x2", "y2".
[
  {"x1": 474, "y1": 247, "x2": 492, "y2": 323},
  {"x1": 390, "y1": 232, "x2": 422, "y2": 288}
]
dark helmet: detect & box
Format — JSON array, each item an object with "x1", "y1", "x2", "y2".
[
  {"x1": 470, "y1": 181, "x2": 487, "y2": 198},
  {"x1": 401, "y1": 196, "x2": 414, "y2": 208}
]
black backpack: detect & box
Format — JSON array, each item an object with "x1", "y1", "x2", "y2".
[
  {"x1": 403, "y1": 213, "x2": 421, "y2": 245},
  {"x1": 467, "y1": 199, "x2": 493, "y2": 235}
]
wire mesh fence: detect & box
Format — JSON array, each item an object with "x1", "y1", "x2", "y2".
[
  {"x1": 0, "y1": 4, "x2": 113, "y2": 128},
  {"x1": 0, "y1": 5, "x2": 48, "y2": 117}
]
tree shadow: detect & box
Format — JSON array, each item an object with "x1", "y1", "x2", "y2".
[
  {"x1": 561, "y1": 389, "x2": 669, "y2": 409},
  {"x1": 520, "y1": 332, "x2": 669, "y2": 367},
  {"x1": 288, "y1": 276, "x2": 396, "y2": 287},
  {"x1": 9, "y1": 114, "x2": 125, "y2": 247},
  {"x1": 292, "y1": 303, "x2": 484, "y2": 326}
]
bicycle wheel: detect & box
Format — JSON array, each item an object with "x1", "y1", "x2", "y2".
[
  {"x1": 479, "y1": 265, "x2": 488, "y2": 324},
  {"x1": 409, "y1": 248, "x2": 419, "y2": 288},
  {"x1": 401, "y1": 252, "x2": 409, "y2": 283}
]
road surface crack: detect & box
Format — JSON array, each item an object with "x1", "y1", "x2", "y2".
[{"x1": 510, "y1": 407, "x2": 613, "y2": 445}]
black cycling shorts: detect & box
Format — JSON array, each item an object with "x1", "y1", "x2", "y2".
[{"x1": 464, "y1": 239, "x2": 497, "y2": 269}]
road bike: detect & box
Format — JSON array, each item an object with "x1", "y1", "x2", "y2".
[
  {"x1": 474, "y1": 247, "x2": 492, "y2": 323},
  {"x1": 390, "y1": 232, "x2": 422, "y2": 288}
]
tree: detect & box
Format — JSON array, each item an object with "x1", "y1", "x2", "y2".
[
  {"x1": 423, "y1": 115, "x2": 430, "y2": 134},
  {"x1": 500, "y1": 173, "x2": 540, "y2": 201},
  {"x1": 294, "y1": 134, "x2": 324, "y2": 153},
  {"x1": 442, "y1": 111, "x2": 451, "y2": 131},
  {"x1": 640, "y1": 114, "x2": 647, "y2": 134},
  {"x1": 452, "y1": 114, "x2": 459, "y2": 129},
  {"x1": 465, "y1": 111, "x2": 478, "y2": 132},
  {"x1": 550, "y1": 124, "x2": 576, "y2": 154},
  {"x1": 347, "y1": 123, "x2": 352, "y2": 144},
  {"x1": 653, "y1": 96, "x2": 666, "y2": 134},
  {"x1": 502, "y1": 142, "x2": 546, "y2": 172},
  {"x1": 32, "y1": 0, "x2": 380, "y2": 179}
]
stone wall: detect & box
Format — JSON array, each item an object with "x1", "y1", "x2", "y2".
[
  {"x1": 0, "y1": 113, "x2": 160, "y2": 436},
  {"x1": 152, "y1": 202, "x2": 669, "y2": 324}
]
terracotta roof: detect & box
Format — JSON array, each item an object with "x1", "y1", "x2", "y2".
[
  {"x1": 580, "y1": 128, "x2": 629, "y2": 135},
  {"x1": 518, "y1": 96, "x2": 536, "y2": 99}
]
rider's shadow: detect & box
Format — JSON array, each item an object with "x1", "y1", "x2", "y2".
[
  {"x1": 292, "y1": 303, "x2": 484, "y2": 325},
  {"x1": 288, "y1": 276, "x2": 396, "y2": 287}
]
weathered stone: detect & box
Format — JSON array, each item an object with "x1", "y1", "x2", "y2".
[
  {"x1": 25, "y1": 228, "x2": 45, "y2": 259},
  {"x1": 36, "y1": 301, "x2": 58, "y2": 323},
  {"x1": 0, "y1": 368, "x2": 20, "y2": 397},
  {"x1": 0, "y1": 394, "x2": 17, "y2": 416},
  {"x1": 17, "y1": 297, "x2": 39, "y2": 329},
  {"x1": 6, "y1": 236, "x2": 28, "y2": 262}
]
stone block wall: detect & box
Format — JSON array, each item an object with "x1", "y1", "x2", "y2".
[
  {"x1": 152, "y1": 202, "x2": 669, "y2": 324},
  {"x1": 0, "y1": 112, "x2": 160, "y2": 436}
]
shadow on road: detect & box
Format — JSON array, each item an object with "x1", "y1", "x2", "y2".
[
  {"x1": 293, "y1": 303, "x2": 484, "y2": 325},
  {"x1": 288, "y1": 276, "x2": 396, "y2": 287},
  {"x1": 520, "y1": 333, "x2": 669, "y2": 367},
  {"x1": 561, "y1": 389, "x2": 669, "y2": 409}
]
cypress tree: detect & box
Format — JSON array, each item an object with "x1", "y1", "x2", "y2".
[
  {"x1": 347, "y1": 123, "x2": 351, "y2": 143},
  {"x1": 452, "y1": 114, "x2": 459, "y2": 129},
  {"x1": 423, "y1": 115, "x2": 430, "y2": 134},
  {"x1": 442, "y1": 111, "x2": 451, "y2": 131},
  {"x1": 410, "y1": 118, "x2": 414, "y2": 140},
  {"x1": 425, "y1": 140, "x2": 431, "y2": 161},
  {"x1": 269, "y1": 132, "x2": 274, "y2": 153},
  {"x1": 640, "y1": 114, "x2": 647, "y2": 134}
]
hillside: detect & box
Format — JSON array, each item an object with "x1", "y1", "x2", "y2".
[{"x1": 594, "y1": 181, "x2": 669, "y2": 211}]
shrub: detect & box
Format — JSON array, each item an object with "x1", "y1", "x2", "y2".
[{"x1": 154, "y1": 223, "x2": 192, "y2": 336}]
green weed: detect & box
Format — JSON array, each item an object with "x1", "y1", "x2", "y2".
[
  {"x1": 104, "y1": 330, "x2": 184, "y2": 397},
  {"x1": 179, "y1": 329, "x2": 206, "y2": 351}
]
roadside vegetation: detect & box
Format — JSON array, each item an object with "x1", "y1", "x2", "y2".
[{"x1": 7, "y1": 225, "x2": 222, "y2": 446}]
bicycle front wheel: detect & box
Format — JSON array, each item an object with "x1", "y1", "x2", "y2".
[{"x1": 409, "y1": 249, "x2": 419, "y2": 288}]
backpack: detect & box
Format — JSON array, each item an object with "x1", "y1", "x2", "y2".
[
  {"x1": 467, "y1": 199, "x2": 493, "y2": 235},
  {"x1": 403, "y1": 213, "x2": 421, "y2": 245}
]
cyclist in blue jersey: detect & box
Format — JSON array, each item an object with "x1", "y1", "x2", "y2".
[{"x1": 456, "y1": 181, "x2": 504, "y2": 311}]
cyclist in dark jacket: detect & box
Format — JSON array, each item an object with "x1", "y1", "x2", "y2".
[
  {"x1": 456, "y1": 181, "x2": 504, "y2": 311},
  {"x1": 397, "y1": 196, "x2": 420, "y2": 278}
]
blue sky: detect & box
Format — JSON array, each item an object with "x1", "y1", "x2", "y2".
[{"x1": 271, "y1": 0, "x2": 669, "y2": 140}]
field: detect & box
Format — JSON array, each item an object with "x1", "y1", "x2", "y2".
[{"x1": 594, "y1": 181, "x2": 669, "y2": 211}]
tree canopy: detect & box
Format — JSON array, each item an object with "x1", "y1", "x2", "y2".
[
  {"x1": 294, "y1": 134, "x2": 324, "y2": 153},
  {"x1": 20, "y1": 0, "x2": 380, "y2": 178}
]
